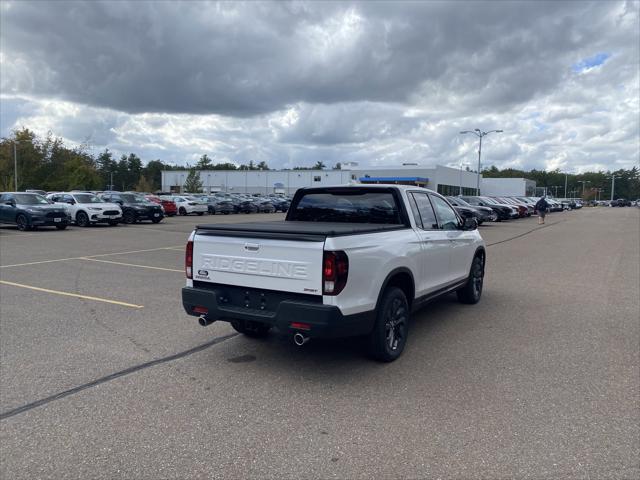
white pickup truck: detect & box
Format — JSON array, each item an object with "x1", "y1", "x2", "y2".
[{"x1": 182, "y1": 185, "x2": 486, "y2": 361}]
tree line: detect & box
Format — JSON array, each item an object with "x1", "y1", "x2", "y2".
[
  {"x1": 0, "y1": 128, "x2": 637, "y2": 199},
  {"x1": 482, "y1": 165, "x2": 640, "y2": 200}
]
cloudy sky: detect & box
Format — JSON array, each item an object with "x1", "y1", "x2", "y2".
[{"x1": 1, "y1": 0, "x2": 638, "y2": 172}]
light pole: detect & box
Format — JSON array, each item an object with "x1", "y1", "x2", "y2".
[
  {"x1": 459, "y1": 162, "x2": 469, "y2": 196},
  {"x1": 578, "y1": 180, "x2": 590, "y2": 199},
  {"x1": 609, "y1": 175, "x2": 620, "y2": 201},
  {"x1": 207, "y1": 174, "x2": 211, "y2": 194},
  {"x1": 13, "y1": 141, "x2": 18, "y2": 191},
  {"x1": 459, "y1": 129, "x2": 503, "y2": 195}
]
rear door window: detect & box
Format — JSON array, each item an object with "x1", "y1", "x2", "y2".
[{"x1": 409, "y1": 192, "x2": 438, "y2": 230}]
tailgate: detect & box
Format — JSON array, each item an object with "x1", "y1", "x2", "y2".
[{"x1": 192, "y1": 233, "x2": 324, "y2": 295}]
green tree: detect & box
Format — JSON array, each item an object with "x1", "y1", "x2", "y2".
[
  {"x1": 257, "y1": 161, "x2": 269, "y2": 170},
  {"x1": 313, "y1": 161, "x2": 326, "y2": 170},
  {"x1": 96, "y1": 149, "x2": 117, "y2": 189},
  {"x1": 142, "y1": 159, "x2": 167, "y2": 191},
  {"x1": 196, "y1": 154, "x2": 213, "y2": 170},
  {"x1": 211, "y1": 162, "x2": 237, "y2": 170},
  {"x1": 127, "y1": 153, "x2": 143, "y2": 189},
  {"x1": 135, "y1": 175, "x2": 154, "y2": 193},
  {"x1": 183, "y1": 168, "x2": 203, "y2": 193}
]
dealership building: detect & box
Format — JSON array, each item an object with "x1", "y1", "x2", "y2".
[{"x1": 161, "y1": 164, "x2": 484, "y2": 196}]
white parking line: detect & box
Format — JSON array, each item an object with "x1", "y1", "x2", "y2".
[
  {"x1": 0, "y1": 280, "x2": 144, "y2": 309},
  {"x1": 80, "y1": 257, "x2": 183, "y2": 273},
  {"x1": 0, "y1": 245, "x2": 183, "y2": 269}
]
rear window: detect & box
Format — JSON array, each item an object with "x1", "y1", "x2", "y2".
[{"x1": 289, "y1": 191, "x2": 402, "y2": 224}]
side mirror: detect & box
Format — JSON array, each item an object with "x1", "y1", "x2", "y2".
[
  {"x1": 5, "y1": 200, "x2": 16, "y2": 207},
  {"x1": 115, "y1": 200, "x2": 123, "y2": 205},
  {"x1": 69, "y1": 199, "x2": 76, "y2": 205},
  {"x1": 462, "y1": 217, "x2": 478, "y2": 231}
]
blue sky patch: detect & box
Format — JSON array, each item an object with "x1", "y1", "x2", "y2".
[{"x1": 572, "y1": 52, "x2": 611, "y2": 73}]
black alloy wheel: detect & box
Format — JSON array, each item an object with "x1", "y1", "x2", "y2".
[
  {"x1": 16, "y1": 214, "x2": 30, "y2": 231},
  {"x1": 457, "y1": 255, "x2": 484, "y2": 304},
  {"x1": 123, "y1": 210, "x2": 136, "y2": 224},
  {"x1": 76, "y1": 211, "x2": 90, "y2": 227},
  {"x1": 179, "y1": 207, "x2": 187, "y2": 216},
  {"x1": 368, "y1": 287, "x2": 409, "y2": 362}
]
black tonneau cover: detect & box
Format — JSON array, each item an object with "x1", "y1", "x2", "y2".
[{"x1": 195, "y1": 221, "x2": 406, "y2": 241}]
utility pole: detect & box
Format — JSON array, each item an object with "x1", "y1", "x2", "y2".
[
  {"x1": 13, "y1": 141, "x2": 17, "y2": 191},
  {"x1": 459, "y1": 162, "x2": 468, "y2": 195},
  {"x1": 610, "y1": 175, "x2": 619, "y2": 201},
  {"x1": 564, "y1": 173, "x2": 568, "y2": 198},
  {"x1": 459, "y1": 129, "x2": 503, "y2": 195}
]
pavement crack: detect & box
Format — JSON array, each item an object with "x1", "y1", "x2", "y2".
[
  {"x1": 487, "y1": 219, "x2": 567, "y2": 247},
  {"x1": 0, "y1": 333, "x2": 239, "y2": 421}
]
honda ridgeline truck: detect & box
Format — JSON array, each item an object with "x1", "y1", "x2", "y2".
[{"x1": 182, "y1": 185, "x2": 486, "y2": 361}]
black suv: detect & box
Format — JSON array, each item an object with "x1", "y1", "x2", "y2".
[
  {"x1": 0, "y1": 192, "x2": 70, "y2": 231},
  {"x1": 100, "y1": 192, "x2": 164, "y2": 224}
]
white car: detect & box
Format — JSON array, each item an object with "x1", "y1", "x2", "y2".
[
  {"x1": 182, "y1": 185, "x2": 486, "y2": 362},
  {"x1": 47, "y1": 192, "x2": 122, "y2": 226},
  {"x1": 170, "y1": 196, "x2": 208, "y2": 216}
]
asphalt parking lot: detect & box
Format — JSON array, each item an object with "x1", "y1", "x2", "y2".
[{"x1": 1, "y1": 208, "x2": 638, "y2": 479}]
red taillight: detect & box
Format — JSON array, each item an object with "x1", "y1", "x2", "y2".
[
  {"x1": 193, "y1": 306, "x2": 208, "y2": 315},
  {"x1": 291, "y1": 322, "x2": 311, "y2": 331},
  {"x1": 185, "y1": 240, "x2": 193, "y2": 279},
  {"x1": 322, "y1": 251, "x2": 348, "y2": 296}
]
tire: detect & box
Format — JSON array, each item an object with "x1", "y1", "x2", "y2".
[
  {"x1": 367, "y1": 287, "x2": 410, "y2": 362},
  {"x1": 123, "y1": 210, "x2": 136, "y2": 224},
  {"x1": 16, "y1": 214, "x2": 31, "y2": 231},
  {"x1": 108, "y1": 220, "x2": 119, "y2": 226},
  {"x1": 76, "y1": 211, "x2": 90, "y2": 227},
  {"x1": 55, "y1": 224, "x2": 67, "y2": 230},
  {"x1": 179, "y1": 207, "x2": 187, "y2": 216},
  {"x1": 196, "y1": 212, "x2": 204, "y2": 216},
  {"x1": 231, "y1": 321, "x2": 271, "y2": 338},
  {"x1": 457, "y1": 255, "x2": 484, "y2": 304},
  {"x1": 151, "y1": 217, "x2": 163, "y2": 224}
]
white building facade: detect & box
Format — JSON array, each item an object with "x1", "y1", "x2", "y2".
[
  {"x1": 161, "y1": 164, "x2": 483, "y2": 196},
  {"x1": 480, "y1": 178, "x2": 537, "y2": 196}
]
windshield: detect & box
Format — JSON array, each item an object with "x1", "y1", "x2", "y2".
[
  {"x1": 74, "y1": 194, "x2": 102, "y2": 204},
  {"x1": 454, "y1": 197, "x2": 472, "y2": 207},
  {"x1": 289, "y1": 190, "x2": 403, "y2": 224},
  {"x1": 14, "y1": 193, "x2": 50, "y2": 205}
]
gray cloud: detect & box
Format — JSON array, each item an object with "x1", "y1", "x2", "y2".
[{"x1": 1, "y1": 1, "x2": 638, "y2": 172}]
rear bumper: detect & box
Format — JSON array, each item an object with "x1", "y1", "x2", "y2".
[{"x1": 182, "y1": 286, "x2": 375, "y2": 338}]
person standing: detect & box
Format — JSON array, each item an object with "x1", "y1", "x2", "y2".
[{"x1": 535, "y1": 196, "x2": 549, "y2": 225}]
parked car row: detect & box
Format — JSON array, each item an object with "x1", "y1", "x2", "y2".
[
  {"x1": 451, "y1": 195, "x2": 580, "y2": 223},
  {"x1": 0, "y1": 190, "x2": 291, "y2": 231},
  {"x1": 156, "y1": 193, "x2": 291, "y2": 216},
  {"x1": 2, "y1": 189, "x2": 585, "y2": 232}
]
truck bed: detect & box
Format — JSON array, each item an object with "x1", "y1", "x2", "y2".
[{"x1": 196, "y1": 221, "x2": 406, "y2": 241}]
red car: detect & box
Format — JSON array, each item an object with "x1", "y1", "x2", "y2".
[{"x1": 146, "y1": 195, "x2": 177, "y2": 216}]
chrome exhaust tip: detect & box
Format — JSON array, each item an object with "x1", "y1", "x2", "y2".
[
  {"x1": 198, "y1": 316, "x2": 215, "y2": 327},
  {"x1": 293, "y1": 332, "x2": 310, "y2": 346}
]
